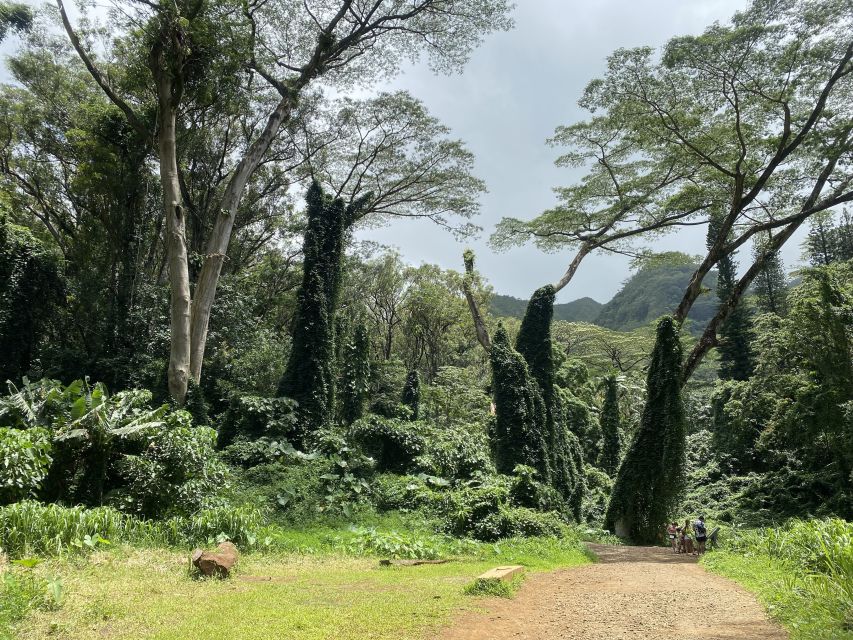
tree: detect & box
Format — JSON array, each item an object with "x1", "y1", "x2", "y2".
[
  {"x1": 277, "y1": 182, "x2": 367, "y2": 435},
  {"x1": 707, "y1": 214, "x2": 754, "y2": 380},
  {"x1": 804, "y1": 209, "x2": 853, "y2": 266},
  {"x1": 606, "y1": 317, "x2": 685, "y2": 542},
  {"x1": 401, "y1": 369, "x2": 420, "y2": 421},
  {"x1": 489, "y1": 324, "x2": 549, "y2": 480},
  {"x1": 56, "y1": 0, "x2": 512, "y2": 402},
  {"x1": 339, "y1": 322, "x2": 371, "y2": 425},
  {"x1": 515, "y1": 285, "x2": 585, "y2": 519},
  {"x1": 484, "y1": 1, "x2": 853, "y2": 387},
  {"x1": 0, "y1": 2, "x2": 31, "y2": 42},
  {"x1": 598, "y1": 375, "x2": 623, "y2": 476},
  {"x1": 0, "y1": 218, "x2": 63, "y2": 382},
  {"x1": 752, "y1": 233, "x2": 787, "y2": 315}
]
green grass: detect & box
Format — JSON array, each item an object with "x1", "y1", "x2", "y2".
[
  {"x1": 702, "y1": 550, "x2": 853, "y2": 640},
  {"x1": 8, "y1": 534, "x2": 589, "y2": 640}
]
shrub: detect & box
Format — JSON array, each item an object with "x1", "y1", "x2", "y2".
[
  {"x1": 348, "y1": 415, "x2": 424, "y2": 473},
  {"x1": 216, "y1": 395, "x2": 298, "y2": 448},
  {"x1": 471, "y1": 507, "x2": 566, "y2": 542},
  {"x1": 111, "y1": 416, "x2": 229, "y2": 518},
  {"x1": 345, "y1": 527, "x2": 477, "y2": 560},
  {"x1": 371, "y1": 473, "x2": 443, "y2": 513},
  {"x1": 0, "y1": 427, "x2": 52, "y2": 504},
  {"x1": 509, "y1": 465, "x2": 564, "y2": 513},
  {"x1": 415, "y1": 424, "x2": 493, "y2": 480},
  {"x1": 440, "y1": 478, "x2": 511, "y2": 538},
  {"x1": 582, "y1": 465, "x2": 613, "y2": 526},
  {"x1": 0, "y1": 500, "x2": 265, "y2": 557}
]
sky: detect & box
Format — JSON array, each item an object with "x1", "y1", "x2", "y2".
[
  {"x1": 0, "y1": 0, "x2": 812, "y2": 304},
  {"x1": 362, "y1": 0, "x2": 810, "y2": 303}
]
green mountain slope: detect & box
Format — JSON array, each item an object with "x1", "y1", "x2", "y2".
[
  {"x1": 490, "y1": 294, "x2": 603, "y2": 323},
  {"x1": 594, "y1": 264, "x2": 718, "y2": 333}
]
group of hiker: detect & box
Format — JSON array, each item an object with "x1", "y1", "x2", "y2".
[{"x1": 666, "y1": 516, "x2": 709, "y2": 555}]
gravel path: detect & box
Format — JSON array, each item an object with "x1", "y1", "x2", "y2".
[{"x1": 439, "y1": 544, "x2": 787, "y2": 640}]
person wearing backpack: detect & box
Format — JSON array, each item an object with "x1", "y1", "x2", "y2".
[{"x1": 694, "y1": 516, "x2": 708, "y2": 555}]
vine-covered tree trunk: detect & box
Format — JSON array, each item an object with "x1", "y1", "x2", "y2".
[
  {"x1": 340, "y1": 322, "x2": 371, "y2": 425},
  {"x1": 401, "y1": 369, "x2": 421, "y2": 421},
  {"x1": 605, "y1": 317, "x2": 686, "y2": 542},
  {"x1": 489, "y1": 325, "x2": 550, "y2": 478},
  {"x1": 598, "y1": 375, "x2": 623, "y2": 476},
  {"x1": 278, "y1": 183, "x2": 371, "y2": 437},
  {"x1": 514, "y1": 285, "x2": 585, "y2": 519}
]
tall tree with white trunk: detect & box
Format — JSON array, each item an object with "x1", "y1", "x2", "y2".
[{"x1": 55, "y1": 0, "x2": 511, "y2": 402}]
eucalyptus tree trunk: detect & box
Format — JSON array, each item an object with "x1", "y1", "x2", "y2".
[
  {"x1": 155, "y1": 66, "x2": 191, "y2": 404},
  {"x1": 188, "y1": 92, "x2": 298, "y2": 384}
]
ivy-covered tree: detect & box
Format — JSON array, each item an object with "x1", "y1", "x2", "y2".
[
  {"x1": 598, "y1": 375, "x2": 623, "y2": 476},
  {"x1": 753, "y1": 233, "x2": 787, "y2": 316},
  {"x1": 605, "y1": 316, "x2": 686, "y2": 542},
  {"x1": 339, "y1": 322, "x2": 371, "y2": 425},
  {"x1": 401, "y1": 369, "x2": 420, "y2": 421},
  {"x1": 278, "y1": 183, "x2": 368, "y2": 436},
  {"x1": 489, "y1": 324, "x2": 549, "y2": 479},
  {"x1": 0, "y1": 219, "x2": 64, "y2": 382},
  {"x1": 707, "y1": 213, "x2": 754, "y2": 380},
  {"x1": 515, "y1": 285, "x2": 585, "y2": 519}
]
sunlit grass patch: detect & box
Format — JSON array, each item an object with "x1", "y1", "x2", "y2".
[{"x1": 14, "y1": 534, "x2": 590, "y2": 640}]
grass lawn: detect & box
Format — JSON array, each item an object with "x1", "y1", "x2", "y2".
[
  {"x1": 701, "y1": 550, "x2": 853, "y2": 640},
  {"x1": 14, "y1": 539, "x2": 590, "y2": 640}
]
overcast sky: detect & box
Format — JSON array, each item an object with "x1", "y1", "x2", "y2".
[
  {"x1": 363, "y1": 0, "x2": 810, "y2": 303},
  {"x1": 1, "y1": 0, "x2": 811, "y2": 304}
]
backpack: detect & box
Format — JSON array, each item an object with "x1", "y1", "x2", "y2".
[{"x1": 695, "y1": 521, "x2": 706, "y2": 536}]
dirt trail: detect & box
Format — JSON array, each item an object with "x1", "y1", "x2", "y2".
[{"x1": 439, "y1": 544, "x2": 787, "y2": 640}]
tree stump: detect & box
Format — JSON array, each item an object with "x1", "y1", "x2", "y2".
[{"x1": 191, "y1": 541, "x2": 238, "y2": 578}]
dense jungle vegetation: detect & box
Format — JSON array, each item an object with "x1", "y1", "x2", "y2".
[{"x1": 0, "y1": 0, "x2": 852, "y2": 638}]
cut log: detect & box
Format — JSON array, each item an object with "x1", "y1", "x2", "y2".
[
  {"x1": 379, "y1": 559, "x2": 451, "y2": 567},
  {"x1": 191, "y1": 541, "x2": 238, "y2": 578},
  {"x1": 476, "y1": 565, "x2": 524, "y2": 582}
]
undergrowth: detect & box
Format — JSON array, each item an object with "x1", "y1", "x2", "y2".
[{"x1": 703, "y1": 518, "x2": 853, "y2": 639}]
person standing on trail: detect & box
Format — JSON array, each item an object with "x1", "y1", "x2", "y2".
[
  {"x1": 667, "y1": 522, "x2": 678, "y2": 552},
  {"x1": 681, "y1": 519, "x2": 694, "y2": 555},
  {"x1": 694, "y1": 516, "x2": 708, "y2": 555}
]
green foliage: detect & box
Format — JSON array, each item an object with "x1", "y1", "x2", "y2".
[
  {"x1": 0, "y1": 220, "x2": 63, "y2": 383},
  {"x1": 471, "y1": 506, "x2": 567, "y2": 542},
  {"x1": 489, "y1": 325, "x2": 549, "y2": 477},
  {"x1": 582, "y1": 464, "x2": 613, "y2": 525},
  {"x1": 805, "y1": 209, "x2": 853, "y2": 267},
  {"x1": 490, "y1": 294, "x2": 602, "y2": 323},
  {"x1": 401, "y1": 369, "x2": 420, "y2": 421},
  {"x1": 0, "y1": 2, "x2": 31, "y2": 42},
  {"x1": 463, "y1": 576, "x2": 520, "y2": 598},
  {"x1": 594, "y1": 260, "x2": 718, "y2": 334},
  {"x1": 0, "y1": 427, "x2": 51, "y2": 504},
  {"x1": 346, "y1": 526, "x2": 477, "y2": 560},
  {"x1": 515, "y1": 286, "x2": 585, "y2": 520},
  {"x1": 0, "y1": 564, "x2": 61, "y2": 640},
  {"x1": 598, "y1": 376, "x2": 623, "y2": 475},
  {"x1": 606, "y1": 316, "x2": 686, "y2": 542},
  {"x1": 414, "y1": 424, "x2": 493, "y2": 480},
  {"x1": 279, "y1": 183, "x2": 369, "y2": 436},
  {"x1": 709, "y1": 519, "x2": 853, "y2": 638},
  {"x1": 112, "y1": 419, "x2": 229, "y2": 518},
  {"x1": 753, "y1": 233, "x2": 788, "y2": 316},
  {"x1": 339, "y1": 323, "x2": 371, "y2": 425},
  {"x1": 0, "y1": 500, "x2": 264, "y2": 557},
  {"x1": 509, "y1": 465, "x2": 563, "y2": 513},
  {"x1": 184, "y1": 379, "x2": 210, "y2": 426},
  {"x1": 348, "y1": 415, "x2": 425, "y2": 473},
  {"x1": 216, "y1": 395, "x2": 298, "y2": 449},
  {"x1": 708, "y1": 212, "x2": 754, "y2": 381}
]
